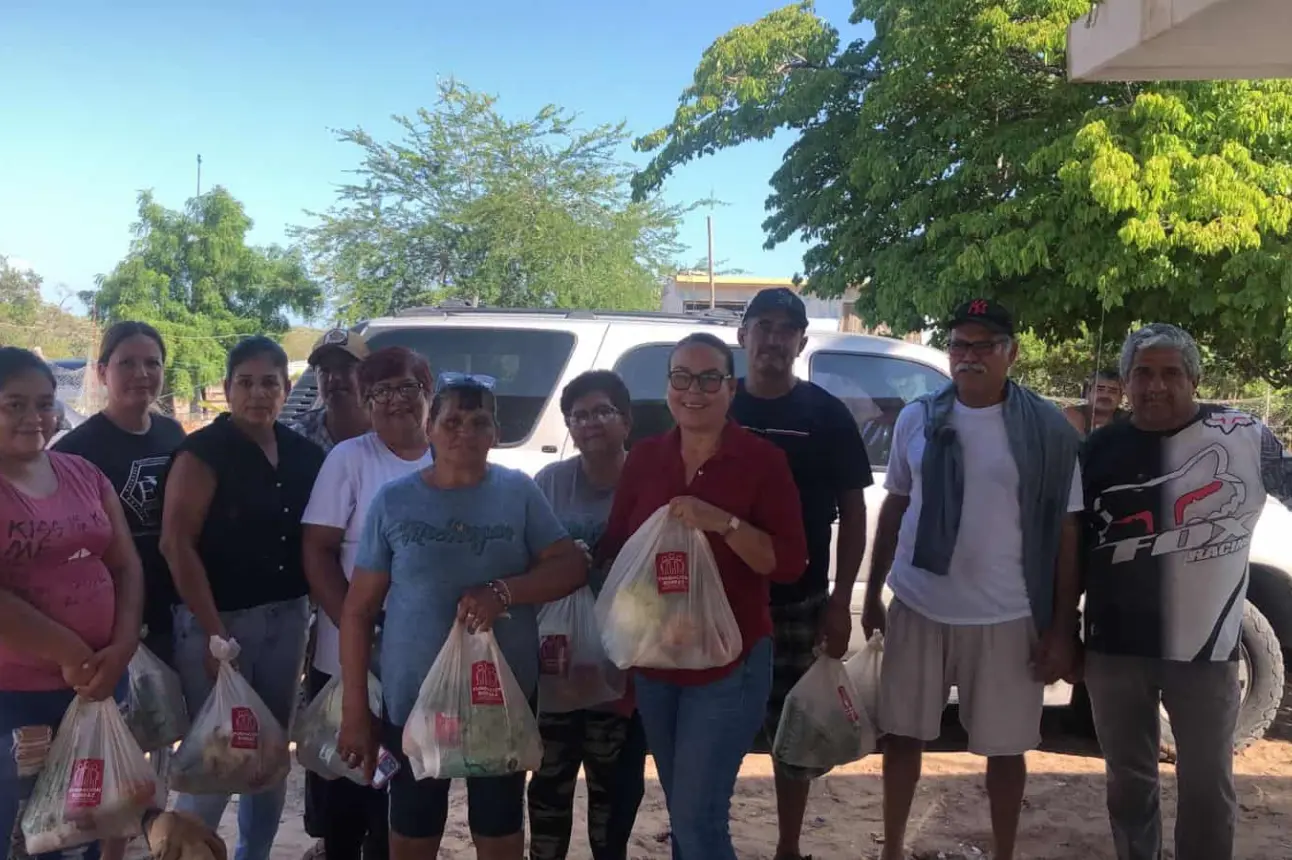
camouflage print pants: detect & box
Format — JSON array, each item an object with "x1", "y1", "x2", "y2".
[{"x1": 527, "y1": 709, "x2": 647, "y2": 860}]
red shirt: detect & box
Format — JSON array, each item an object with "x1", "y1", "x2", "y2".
[{"x1": 599, "y1": 422, "x2": 807, "y2": 687}]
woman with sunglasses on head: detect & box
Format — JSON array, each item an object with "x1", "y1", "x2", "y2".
[
  {"x1": 0, "y1": 346, "x2": 148, "y2": 860},
  {"x1": 336, "y1": 373, "x2": 587, "y2": 860},
  {"x1": 300, "y1": 347, "x2": 435, "y2": 860},
  {"x1": 597, "y1": 333, "x2": 807, "y2": 860},
  {"x1": 527, "y1": 370, "x2": 649, "y2": 860},
  {"x1": 53, "y1": 322, "x2": 186, "y2": 667},
  {"x1": 160, "y1": 337, "x2": 326, "y2": 860}
]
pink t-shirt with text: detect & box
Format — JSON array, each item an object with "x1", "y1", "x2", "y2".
[{"x1": 0, "y1": 452, "x2": 117, "y2": 691}]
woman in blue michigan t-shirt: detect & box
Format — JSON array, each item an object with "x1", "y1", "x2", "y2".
[{"x1": 336, "y1": 374, "x2": 587, "y2": 860}]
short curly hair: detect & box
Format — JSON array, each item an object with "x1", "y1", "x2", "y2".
[
  {"x1": 358, "y1": 347, "x2": 433, "y2": 400},
  {"x1": 559, "y1": 370, "x2": 630, "y2": 417}
]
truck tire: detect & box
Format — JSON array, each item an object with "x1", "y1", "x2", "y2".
[{"x1": 1159, "y1": 601, "x2": 1284, "y2": 763}]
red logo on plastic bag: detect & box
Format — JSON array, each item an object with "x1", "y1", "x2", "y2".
[
  {"x1": 655, "y1": 551, "x2": 689, "y2": 594},
  {"x1": 539, "y1": 635, "x2": 570, "y2": 677},
  {"x1": 471, "y1": 660, "x2": 504, "y2": 705},
  {"x1": 230, "y1": 706, "x2": 260, "y2": 749},
  {"x1": 66, "y1": 758, "x2": 104, "y2": 810},
  {"x1": 837, "y1": 686, "x2": 860, "y2": 725},
  {"x1": 434, "y1": 713, "x2": 461, "y2": 746}
]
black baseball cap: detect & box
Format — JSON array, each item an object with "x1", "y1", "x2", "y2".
[
  {"x1": 743, "y1": 287, "x2": 808, "y2": 329},
  {"x1": 945, "y1": 298, "x2": 1014, "y2": 336}
]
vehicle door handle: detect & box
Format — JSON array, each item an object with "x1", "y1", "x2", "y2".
[{"x1": 541, "y1": 445, "x2": 557, "y2": 453}]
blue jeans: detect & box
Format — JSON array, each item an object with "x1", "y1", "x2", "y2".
[
  {"x1": 1, "y1": 682, "x2": 129, "y2": 860},
  {"x1": 633, "y1": 637, "x2": 772, "y2": 860},
  {"x1": 171, "y1": 598, "x2": 309, "y2": 860}
]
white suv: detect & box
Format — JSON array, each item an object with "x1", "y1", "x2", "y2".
[{"x1": 285, "y1": 306, "x2": 1289, "y2": 755}]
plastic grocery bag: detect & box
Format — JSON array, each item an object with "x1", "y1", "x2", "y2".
[
  {"x1": 292, "y1": 672, "x2": 383, "y2": 784},
  {"x1": 21, "y1": 697, "x2": 159, "y2": 855},
  {"x1": 403, "y1": 622, "x2": 543, "y2": 780},
  {"x1": 124, "y1": 642, "x2": 190, "y2": 752},
  {"x1": 537, "y1": 586, "x2": 626, "y2": 713},
  {"x1": 849, "y1": 630, "x2": 884, "y2": 727},
  {"x1": 595, "y1": 506, "x2": 742, "y2": 670},
  {"x1": 772, "y1": 656, "x2": 876, "y2": 779},
  {"x1": 169, "y1": 636, "x2": 291, "y2": 794}
]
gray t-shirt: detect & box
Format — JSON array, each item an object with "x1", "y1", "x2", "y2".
[
  {"x1": 533, "y1": 456, "x2": 614, "y2": 588},
  {"x1": 355, "y1": 465, "x2": 569, "y2": 725}
]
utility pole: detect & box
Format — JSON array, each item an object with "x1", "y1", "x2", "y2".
[
  {"x1": 196, "y1": 154, "x2": 203, "y2": 196},
  {"x1": 707, "y1": 215, "x2": 716, "y2": 310}
]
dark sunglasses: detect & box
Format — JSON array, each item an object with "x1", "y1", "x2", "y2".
[{"x1": 434, "y1": 372, "x2": 497, "y2": 393}]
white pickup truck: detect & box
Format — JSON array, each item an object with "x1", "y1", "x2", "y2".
[{"x1": 283, "y1": 306, "x2": 1291, "y2": 756}]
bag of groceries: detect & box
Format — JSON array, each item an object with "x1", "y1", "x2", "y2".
[
  {"x1": 21, "y1": 697, "x2": 159, "y2": 855},
  {"x1": 403, "y1": 622, "x2": 543, "y2": 780},
  {"x1": 293, "y1": 672, "x2": 383, "y2": 784},
  {"x1": 772, "y1": 656, "x2": 875, "y2": 779},
  {"x1": 124, "y1": 641, "x2": 190, "y2": 752},
  {"x1": 537, "y1": 586, "x2": 626, "y2": 713},
  {"x1": 850, "y1": 630, "x2": 884, "y2": 726},
  {"x1": 169, "y1": 636, "x2": 291, "y2": 794},
  {"x1": 595, "y1": 506, "x2": 742, "y2": 670}
]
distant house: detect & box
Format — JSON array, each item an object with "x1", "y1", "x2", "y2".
[{"x1": 661, "y1": 274, "x2": 921, "y2": 342}]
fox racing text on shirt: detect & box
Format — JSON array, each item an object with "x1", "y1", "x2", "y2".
[{"x1": 1082, "y1": 405, "x2": 1292, "y2": 662}]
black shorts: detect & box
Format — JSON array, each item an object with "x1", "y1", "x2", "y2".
[{"x1": 381, "y1": 720, "x2": 526, "y2": 839}]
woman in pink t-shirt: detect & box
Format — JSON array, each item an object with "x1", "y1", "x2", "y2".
[{"x1": 0, "y1": 346, "x2": 146, "y2": 860}]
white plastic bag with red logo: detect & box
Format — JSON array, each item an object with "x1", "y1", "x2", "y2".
[
  {"x1": 403, "y1": 622, "x2": 543, "y2": 780},
  {"x1": 169, "y1": 636, "x2": 291, "y2": 794},
  {"x1": 21, "y1": 697, "x2": 159, "y2": 854},
  {"x1": 772, "y1": 654, "x2": 877, "y2": 778},
  {"x1": 537, "y1": 586, "x2": 626, "y2": 713},
  {"x1": 595, "y1": 506, "x2": 742, "y2": 670}
]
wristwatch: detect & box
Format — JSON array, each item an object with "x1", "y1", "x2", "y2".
[{"x1": 724, "y1": 515, "x2": 741, "y2": 536}]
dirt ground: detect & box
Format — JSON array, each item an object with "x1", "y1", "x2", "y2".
[{"x1": 205, "y1": 687, "x2": 1292, "y2": 860}]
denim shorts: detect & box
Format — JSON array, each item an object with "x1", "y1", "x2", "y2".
[{"x1": 1, "y1": 683, "x2": 129, "y2": 860}]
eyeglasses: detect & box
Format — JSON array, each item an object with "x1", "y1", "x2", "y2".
[
  {"x1": 368, "y1": 382, "x2": 426, "y2": 404},
  {"x1": 566, "y1": 405, "x2": 621, "y2": 428},
  {"x1": 435, "y1": 372, "x2": 497, "y2": 393},
  {"x1": 667, "y1": 369, "x2": 731, "y2": 394},
  {"x1": 947, "y1": 338, "x2": 1007, "y2": 357}
]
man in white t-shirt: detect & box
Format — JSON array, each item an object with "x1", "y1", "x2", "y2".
[{"x1": 861, "y1": 300, "x2": 1082, "y2": 860}]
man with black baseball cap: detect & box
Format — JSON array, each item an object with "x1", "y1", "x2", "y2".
[
  {"x1": 861, "y1": 298, "x2": 1082, "y2": 860},
  {"x1": 288, "y1": 328, "x2": 371, "y2": 454},
  {"x1": 731, "y1": 287, "x2": 873, "y2": 860}
]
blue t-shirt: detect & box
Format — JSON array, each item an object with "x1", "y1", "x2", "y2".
[{"x1": 354, "y1": 465, "x2": 569, "y2": 725}]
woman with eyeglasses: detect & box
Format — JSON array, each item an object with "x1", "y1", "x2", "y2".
[
  {"x1": 597, "y1": 332, "x2": 807, "y2": 860},
  {"x1": 527, "y1": 370, "x2": 648, "y2": 860},
  {"x1": 336, "y1": 373, "x2": 587, "y2": 860},
  {"x1": 160, "y1": 336, "x2": 325, "y2": 860},
  {"x1": 299, "y1": 347, "x2": 435, "y2": 860}
]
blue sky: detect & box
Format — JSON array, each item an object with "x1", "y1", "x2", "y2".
[{"x1": 0, "y1": 0, "x2": 868, "y2": 318}]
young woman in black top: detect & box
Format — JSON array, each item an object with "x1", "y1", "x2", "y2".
[
  {"x1": 53, "y1": 322, "x2": 186, "y2": 665},
  {"x1": 160, "y1": 336, "x2": 325, "y2": 860}
]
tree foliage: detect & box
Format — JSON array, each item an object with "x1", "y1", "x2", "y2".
[
  {"x1": 0, "y1": 256, "x2": 97, "y2": 359},
  {"x1": 634, "y1": 0, "x2": 1292, "y2": 384},
  {"x1": 294, "y1": 80, "x2": 691, "y2": 322},
  {"x1": 88, "y1": 188, "x2": 322, "y2": 406}
]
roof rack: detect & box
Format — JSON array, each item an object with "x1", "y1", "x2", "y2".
[{"x1": 390, "y1": 305, "x2": 746, "y2": 327}]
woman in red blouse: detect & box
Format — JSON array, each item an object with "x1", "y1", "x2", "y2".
[{"x1": 599, "y1": 332, "x2": 807, "y2": 860}]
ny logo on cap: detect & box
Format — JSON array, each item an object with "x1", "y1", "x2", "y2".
[
  {"x1": 968, "y1": 299, "x2": 989, "y2": 315},
  {"x1": 324, "y1": 329, "x2": 349, "y2": 344}
]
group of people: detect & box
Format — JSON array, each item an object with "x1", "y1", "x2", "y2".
[{"x1": 0, "y1": 285, "x2": 1284, "y2": 860}]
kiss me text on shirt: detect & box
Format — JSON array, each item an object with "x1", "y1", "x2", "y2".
[
  {"x1": 393, "y1": 519, "x2": 516, "y2": 556},
  {"x1": 3, "y1": 511, "x2": 109, "y2": 563}
]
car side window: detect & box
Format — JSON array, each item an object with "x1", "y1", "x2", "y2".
[
  {"x1": 809, "y1": 352, "x2": 948, "y2": 468},
  {"x1": 364, "y1": 327, "x2": 576, "y2": 447},
  {"x1": 613, "y1": 343, "x2": 748, "y2": 447}
]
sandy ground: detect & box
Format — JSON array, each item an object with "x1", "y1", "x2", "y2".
[{"x1": 185, "y1": 691, "x2": 1292, "y2": 860}]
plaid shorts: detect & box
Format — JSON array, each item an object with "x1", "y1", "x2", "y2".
[{"x1": 761, "y1": 593, "x2": 828, "y2": 745}]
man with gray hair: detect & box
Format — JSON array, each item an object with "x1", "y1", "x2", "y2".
[{"x1": 1080, "y1": 323, "x2": 1292, "y2": 860}]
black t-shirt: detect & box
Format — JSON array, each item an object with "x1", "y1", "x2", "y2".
[
  {"x1": 173, "y1": 414, "x2": 325, "y2": 612},
  {"x1": 53, "y1": 412, "x2": 187, "y2": 636},
  {"x1": 1082, "y1": 404, "x2": 1292, "y2": 662},
  {"x1": 731, "y1": 380, "x2": 874, "y2": 605}
]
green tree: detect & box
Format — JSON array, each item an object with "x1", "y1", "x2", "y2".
[
  {"x1": 87, "y1": 188, "x2": 322, "y2": 411},
  {"x1": 0, "y1": 256, "x2": 97, "y2": 359},
  {"x1": 633, "y1": 0, "x2": 1292, "y2": 384},
  {"x1": 0, "y1": 255, "x2": 43, "y2": 329},
  {"x1": 293, "y1": 79, "x2": 691, "y2": 322}
]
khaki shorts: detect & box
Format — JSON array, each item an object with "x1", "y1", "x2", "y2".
[{"x1": 878, "y1": 599, "x2": 1043, "y2": 757}]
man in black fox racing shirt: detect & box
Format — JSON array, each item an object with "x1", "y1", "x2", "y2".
[{"x1": 1081, "y1": 323, "x2": 1292, "y2": 860}]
